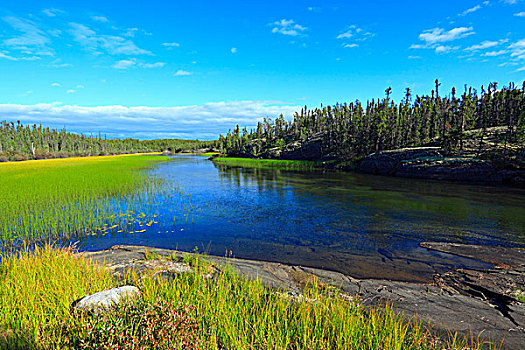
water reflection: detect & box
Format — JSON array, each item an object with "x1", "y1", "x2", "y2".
[{"x1": 79, "y1": 155, "x2": 525, "y2": 282}]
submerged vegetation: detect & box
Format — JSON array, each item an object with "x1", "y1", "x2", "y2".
[
  {"x1": 217, "y1": 80, "x2": 525, "y2": 161},
  {"x1": 0, "y1": 120, "x2": 213, "y2": 162},
  {"x1": 0, "y1": 246, "x2": 499, "y2": 349},
  {"x1": 0, "y1": 154, "x2": 171, "y2": 247}
]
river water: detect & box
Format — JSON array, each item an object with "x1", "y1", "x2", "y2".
[{"x1": 79, "y1": 155, "x2": 525, "y2": 282}]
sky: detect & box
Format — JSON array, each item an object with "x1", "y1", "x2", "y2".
[{"x1": 0, "y1": 0, "x2": 524, "y2": 140}]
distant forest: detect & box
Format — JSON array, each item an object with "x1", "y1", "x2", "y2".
[
  {"x1": 217, "y1": 80, "x2": 525, "y2": 160},
  {"x1": 0, "y1": 122, "x2": 211, "y2": 161}
]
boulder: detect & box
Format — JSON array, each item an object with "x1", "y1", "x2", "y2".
[{"x1": 73, "y1": 286, "x2": 140, "y2": 315}]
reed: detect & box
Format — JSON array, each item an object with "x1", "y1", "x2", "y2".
[
  {"x1": 0, "y1": 154, "x2": 170, "y2": 247},
  {"x1": 212, "y1": 157, "x2": 320, "y2": 170}
]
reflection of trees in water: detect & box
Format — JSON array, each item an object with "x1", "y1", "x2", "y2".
[{"x1": 213, "y1": 162, "x2": 525, "y2": 246}]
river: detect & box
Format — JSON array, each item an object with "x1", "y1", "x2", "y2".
[{"x1": 79, "y1": 155, "x2": 525, "y2": 282}]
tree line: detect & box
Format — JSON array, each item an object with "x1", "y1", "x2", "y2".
[
  {"x1": 217, "y1": 80, "x2": 525, "y2": 160},
  {"x1": 0, "y1": 121, "x2": 212, "y2": 161}
]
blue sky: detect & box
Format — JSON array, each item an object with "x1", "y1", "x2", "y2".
[{"x1": 0, "y1": 0, "x2": 524, "y2": 139}]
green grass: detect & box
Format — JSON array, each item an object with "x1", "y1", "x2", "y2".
[
  {"x1": 196, "y1": 152, "x2": 220, "y2": 157},
  {"x1": 0, "y1": 246, "x2": 498, "y2": 349},
  {"x1": 0, "y1": 245, "x2": 117, "y2": 349},
  {"x1": 0, "y1": 154, "x2": 170, "y2": 247},
  {"x1": 212, "y1": 157, "x2": 320, "y2": 170}
]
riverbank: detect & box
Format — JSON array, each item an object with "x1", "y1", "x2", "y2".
[
  {"x1": 215, "y1": 127, "x2": 525, "y2": 187},
  {"x1": 80, "y1": 243, "x2": 524, "y2": 349},
  {"x1": 0, "y1": 244, "x2": 508, "y2": 349}
]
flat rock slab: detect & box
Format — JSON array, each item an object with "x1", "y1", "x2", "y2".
[
  {"x1": 73, "y1": 286, "x2": 140, "y2": 315},
  {"x1": 80, "y1": 245, "x2": 525, "y2": 349},
  {"x1": 420, "y1": 242, "x2": 525, "y2": 271}
]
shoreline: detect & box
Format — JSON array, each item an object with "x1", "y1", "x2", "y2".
[{"x1": 81, "y1": 242, "x2": 525, "y2": 349}]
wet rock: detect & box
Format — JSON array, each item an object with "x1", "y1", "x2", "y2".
[
  {"x1": 73, "y1": 286, "x2": 140, "y2": 315},
  {"x1": 80, "y1": 245, "x2": 525, "y2": 349}
]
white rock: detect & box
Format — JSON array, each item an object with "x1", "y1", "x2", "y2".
[{"x1": 73, "y1": 286, "x2": 140, "y2": 314}]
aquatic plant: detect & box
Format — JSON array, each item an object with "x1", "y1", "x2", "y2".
[
  {"x1": 0, "y1": 154, "x2": 172, "y2": 248},
  {"x1": 212, "y1": 157, "x2": 320, "y2": 170}
]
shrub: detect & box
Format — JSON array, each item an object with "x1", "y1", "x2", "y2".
[{"x1": 69, "y1": 299, "x2": 202, "y2": 350}]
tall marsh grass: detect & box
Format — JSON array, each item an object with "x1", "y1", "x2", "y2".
[
  {"x1": 0, "y1": 247, "x2": 497, "y2": 349},
  {"x1": 0, "y1": 154, "x2": 170, "y2": 248},
  {"x1": 212, "y1": 157, "x2": 320, "y2": 170}
]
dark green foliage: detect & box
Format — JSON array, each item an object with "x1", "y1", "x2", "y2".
[
  {"x1": 68, "y1": 299, "x2": 202, "y2": 350},
  {"x1": 0, "y1": 121, "x2": 213, "y2": 161},
  {"x1": 218, "y1": 81, "x2": 525, "y2": 160}
]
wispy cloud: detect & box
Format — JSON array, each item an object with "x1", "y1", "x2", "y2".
[
  {"x1": 337, "y1": 25, "x2": 374, "y2": 48},
  {"x1": 162, "y1": 42, "x2": 180, "y2": 47},
  {"x1": 515, "y1": 11, "x2": 525, "y2": 16},
  {"x1": 174, "y1": 70, "x2": 192, "y2": 76},
  {"x1": 459, "y1": 5, "x2": 482, "y2": 16},
  {"x1": 231, "y1": 47, "x2": 237, "y2": 54},
  {"x1": 411, "y1": 27, "x2": 475, "y2": 53},
  {"x1": 270, "y1": 19, "x2": 307, "y2": 36},
  {"x1": 458, "y1": 1, "x2": 489, "y2": 16},
  {"x1": 112, "y1": 59, "x2": 137, "y2": 69},
  {"x1": 418, "y1": 27, "x2": 475, "y2": 44},
  {"x1": 51, "y1": 82, "x2": 61, "y2": 87},
  {"x1": 0, "y1": 101, "x2": 302, "y2": 139},
  {"x1": 69, "y1": 23, "x2": 151, "y2": 55},
  {"x1": 1, "y1": 16, "x2": 54, "y2": 57},
  {"x1": 509, "y1": 38, "x2": 525, "y2": 61},
  {"x1": 141, "y1": 62, "x2": 165, "y2": 68},
  {"x1": 42, "y1": 9, "x2": 65, "y2": 17},
  {"x1": 465, "y1": 39, "x2": 507, "y2": 51},
  {"x1": 0, "y1": 52, "x2": 41, "y2": 61},
  {"x1": 91, "y1": 16, "x2": 108, "y2": 23}
]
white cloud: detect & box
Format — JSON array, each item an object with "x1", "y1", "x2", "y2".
[
  {"x1": 0, "y1": 52, "x2": 41, "y2": 61},
  {"x1": 0, "y1": 101, "x2": 302, "y2": 139},
  {"x1": 482, "y1": 49, "x2": 508, "y2": 56},
  {"x1": 162, "y1": 42, "x2": 180, "y2": 47},
  {"x1": 418, "y1": 27, "x2": 474, "y2": 44},
  {"x1": 66, "y1": 89, "x2": 76, "y2": 94},
  {"x1": 112, "y1": 59, "x2": 165, "y2": 69},
  {"x1": 435, "y1": 45, "x2": 458, "y2": 54},
  {"x1": 46, "y1": 59, "x2": 72, "y2": 68},
  {"x1": 509, "y1": 38, "x2": 525, "y2": 60},
  {"x1": 112, "y1": 59, "x2": 137, "y2": 69},
  {"x1": 42, "y1": 9, "x2": 64, "y2": 17},
  {"x1": 51, "y1": 82, "x2": 61, "y2": 87},
  {"x1": 515, "y1": 11, "x2": 525, "y2": 16},
  {"x1": 411, "y1": 27, "x2": 475, "y2": 54},
  {"x1": 459, "y1": 5, "x2": 482, "y2": 16},
  {"x1": 270, "y1": 19, "x2": 307, "y2": 36},
  {"x1": 91, "y1": 16, "x2": 108, "y2": 23},
  {"x1": 76, "y1": 84, "x2": 85, "y2": 89},
  {"x1": 69, "y1": 23, "x2": 151, "y2": 55},
  {"x1": 141, "y1": 62, "x2": 165, "y2": 68},
  {"x1": 408, "y1": 55, "x2": 422, "y2": 59},
  {"x1": 231, "y1": 47, "x2": 237, "y2": 54},
  {"x1": 465, "y1": 40, "x2": 502, "y2": 51},
  {"x1": 337, "y1": 25, "x2": 374, "y2": 47},
  {"x1": 1, "y1": 16, "x2": 54, "y2": 57},
  {"x1": 174, "y1": 70, "x2": 192, "y2": 76}
]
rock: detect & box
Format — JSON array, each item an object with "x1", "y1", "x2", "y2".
[
  {"x1": 80, "y1": 245, "x2": 525, "y2": 349},
  {"x1": 358, "y1": 147, "x2": 525, "y2": 186},
  {"x1": 280, "y1": 133, "x2": 324, "y2": 160},
  {"x1": 73, "y1": 286, "x2": 140, "y2": 314}
]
